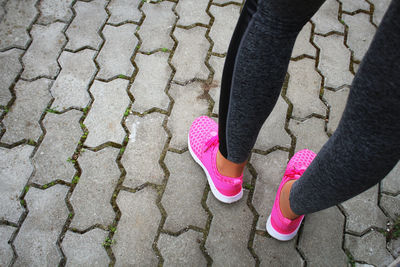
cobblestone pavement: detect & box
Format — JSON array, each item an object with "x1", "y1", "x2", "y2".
[{"x1": 0, "y1": 0, "x2": 399, "y2": 266}]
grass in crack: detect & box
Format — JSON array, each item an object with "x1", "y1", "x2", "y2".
[
  {"x1": 103, "y1": 237, "x2": 116, "y2": 247},
  {"x1": 385, "y1": 215, "x2": 400, "y2": 241}
]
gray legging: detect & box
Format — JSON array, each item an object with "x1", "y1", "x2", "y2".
[{"x1": 218, "y1": 0, "x2": 400, "y2": 214}]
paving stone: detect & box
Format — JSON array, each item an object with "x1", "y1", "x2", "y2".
[
  {"x1": 206, "y1": 190, "x2": 254, "y2": 266},
  {"x1": 0, "y1": 0, "x2": 5, "y2": 21},
  {"x1": 388, "y1": 238, "x2": 400, "y2": 259},
  {"x1": 167, "y1": 82, "x2": 209, "y2": 150},
  {"x1": 209, "y1": 5, "x2": 241, "y2": 54},
  {"x1": 380, "y1": 194, "x2": 400, "y2": 221},
  {"x1": 369, "y1": 0, "x2": 391, "y2": 26},
  {"x1": 14, "y1": 185, "x2": 69, "y2": 266},
  {"x1": 70, "y1": 147, "x2": 120, "y2": 230},
  {"x1": 0, "y1": 225, "x2": 14, "y2": 266},
  {"x1": 37, "y1": 0, "x2": 74, "y2": 24},
  {"x1": 50, "y1": 50, "x2": 96, "y2": 111},
  {"x1": 345, "y1": 231, "x2": 394, "y2": 266},
  {"x1": 213, "y1": 0, "x2": 242, "y2": 4},
  {"x1": 0, "y1": 0, "x2": 37, "y2": 50},
  {"x1": 96, "y1": 24, "x2": 137, "y2": 79},
  {"x1": 341, "y1": 185, "x2": 387, "y2": 234},
  {"x1": 382, "y1": 161, "x2": 400, "y2": 195},
  {"x1": 162, "y1": 151, "x2": 207, "y2": 232},
  {"x1": 289, "y1": 117, "x2": 329, "y2": 153},
  {"x1": 355, "y1": 264, "x2": 374, "y2": 267},
  {"x1": 176, "y1": 0, "x2": 209, "y2": 26},
  {"x1": 314, "y1": 34, "x2": 354, "y2": 89},
  {"x1": 254, "y1": 235, "x2": 303, "y2": 266},
  {"x1": 22, "y1": 22, "x2": 66, "y2": 80},
  {"x1": 287, "y1": 58, "x2": 325, "y2": 118},
  {"x1": 292, "y1": 22, "x2": 316, "y2": 58},
  {"x1": 0, "y1": 145, "x2": 33, "y2": 223},
  {"x1": 172, "y1": 27, "x2": 210, "y2": 82},
  {"x1": 0, "y1": 49, "x2": 23, "y2": 106},
  {"x1": 131, "y1": 52, "x2": 171, "y2": 113},
  {"x1": 298, "y1": 207, "x2": 347, "y2": 266},
  {"x1": 254, "y1": 96, "x2": 291, "y2": 151},
  {"x1": 324, "y1": 87, "x2": 350, "y2": 135},
  {"x1": 343, "y1": 13, "x2": 376, "y2": 62},
  {"x1": 62, "y1": 229, "x2": 109, "y2": 266},
  {"x1": 2, "y1": 78, "x2": 52, "y2": 144},
  {"x1": 114, "y1": 189, "x2": 160, "y2": 266},
  {"x1": 158, "y1": 230, "x2": 207, "y2": 266},
  {"x1": 208, "y1": 55, "x2": 225, "y2": 114},
  {"x1": 122, "y1": 113, "x2": 167, "y2": 188},
  {"x1": 339, "y1": 0, "x2": 370, "y2": 13},
  {"x1": 66, "y1": 0, "x2": 107, "y2": 51},
  {"x1": 107, "y1": 0, "x2": 142, "y2": 24},
  {"x1": 311, "y1": 0, "x2": 344, "y2": 35},
  {"x1": 251, "y1": 150, "x2": 288, "y2": 230},
  {"x1": 31, "y1": 110, "x2": 82, "y2": 185},
  {"x1": 84, "y1": 79, "x2": 129, "y2": 147},
  {"x1": 139, "y1": 1, "x2": 175, "y2": 52}
]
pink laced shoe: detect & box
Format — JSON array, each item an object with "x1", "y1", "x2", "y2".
[
  {"x1": 266, "y1": 149, "x2": 316, "y2": 241},
  {"x1": 188, "y1": 116, "x2": 243, "y2": 203}
]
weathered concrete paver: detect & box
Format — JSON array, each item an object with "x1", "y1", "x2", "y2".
[
  {"x1": 158, "y1": 230, "x2": 207, "y2": 266},
  {"x1": 380, "y1": 194, "x2": 400, "y2": 221},
  {"x1": 14, "y1": 185, "x2": 69, "y2": 266},
  {"x1": 292, "y1": 22, "x2": 316, "y2": 58},
  {"x1": 289, "y1": 117, "x2": 329, "y2": 153},
  {"x1": 176, "y1": 0, "x2": 209, "y2": 26},
  {"x1": 381, "y1": 161, "x2": 400, "y2": 195},
  {"x1": 311, "y1": 0, "x2": 344, "y2": 34},
  {"x1": 70, "y1": 147, "x2": 120, "y2": 230},
  {"x1": 339, "y1": 0, "x2": 370, "y2": 13},
  {"x1": 369, "y1": 0, "x2": 391, "y2": 26},
  {"x1": 208, "y1": 55, "x2": 225, "y2": 114},
  {"x1": 107, "y1": 0, "x2": 142, "y2": 24},
  {"x1": 0, "y1": 225, "x2": 15, "y2": 266},
  {"x1": 0, "y1": 49, "x2": 23, "y2": 106},
  {"x1": 324, "y1": 87, "x2": 350, "y2": 135},
  {"x1": 62, "y1": 229, "x2": 109, "y2": 267},
  {"x1": 0, "y1": 145, "x2": 33, "y2": 224},
  {"x1": 37, "y1": 0, "x2": 74, "y2": 24},
  {"x1": 2, "y1": 79, "x2": 52, "y2": 144}
]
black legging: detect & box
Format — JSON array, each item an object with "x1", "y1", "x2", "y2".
[{"x1": 218, "y1": 0, "x2": 400, "y2": 214}]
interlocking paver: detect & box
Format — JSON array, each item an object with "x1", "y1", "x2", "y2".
[
  {"x1": 2, "y1": 78, "x2": 52, "y2": 144},
  {"x1": 254, "y1": 96, "x2": 291, "y2": 151},
  {"x1": 50, "y1": 49, "x2": 96, "y2": 111},
  {"x1": 339, "y1": 0, "x2": 370, "y2": 13},
  {"x1": 209, "y1": 4, "x2": 241, "y2": 54},
  {"x1": 389, "y1": 239, "x2": 400, "y2": 259},
  {"x1": 130, "y1": 52, "x2": 171, "y2": 113},
  {"x1": 139, "y1": 1, "x2": 175, "y2": 52},
  {"x1": 62, "y1": 229, "x2": 109, "y2": 267},
  {"x1": 208, "y1": 55, "x2": 225, "y2": 114},
  {"x1": 345, "y1": 231, "x2": 394, "y2": 266},
  {"x1": 65, "y1": 0, "x2": 107, "y2": 51},
  {"x1": 298, "y1": 207, "x2": 348, "y2": 266},
  {"x1": 287, "y1": 58, "x2": 325, "y2": 118},
  {"x1": 254, "y1": 236, "x2": 303, "y2": 266},
  {"x1": 167, "y1": 82, "x2": 209, "y2": 149},
  {"x1": 22, "y1": 22, "x2": 66, "y2": 80},
  {"x1": 314, "y1": 34, "x2": 354, "y2": 88},
  {"x1": 0, "y1": 145, "x2": 33, "y2": 223},
  {"x1": 343, "y1": 13, "x2": 376, "y2": 62},
  {"x1": 0, "y1": 225, "x2": 15, "y2": 266},
  {"x1": 206, "y1": 191, "x2": 254, "y2": 266},
  {"x1": 176, "y1": 0, "x2": 209, "y2": 26},
  {"x1": 113, "y1": 189, "x2": 160, "y2": 266},
  {"x1": 251, "y1": 150, "x2": 288, "y2": 230},
  {"x1": 162, "y1": 151, "x2": 207, "y2": 232},
  {"x1": 107, "y1": 0, "x2": 141, "y2": 24},
  {"x1": 324, "y1": 87, "x2": 350, "y2": 135},
  {"x1": 380, "y1": 193, "x2": 400, "y2": 220},
  {"x1": 0, "y1": 49, "x2": 23, "y2": 106},
  {"x1": 172, "y1": 27, "x2": 210, "y2": 82},
  {"x1": 0, "y1": 0, "x2": 37, "y2": 50},
  {"x1": 31, "y1": 110, "x2": 82, "y2": 185},
  {"x1": 14, "y1": 185, "x2": 69, "y2": 266},
  {"x1": 37, "y1": 0, "x2": 74, "y2": 24},
  {"x1": 96, "y1": 24, "x2": 137, "y2": 80},
  {"x1": 158, "y1": 230, "x2": 207, "y2": 265},
  {"x1": 341, "y1": 185, "x2": 387, "y2": 234},
  {"x1": 84, "y1": 79, "x2": 129, "y2": 147},
  {"x1": 289, "y1": 117, "x2": 329, "y2": 153},
  {"x1": 311, "y1": 0, "x2": 344, "y2": 35},
  {"x1": 70, "y1": 147, "x2": 120, "y2": 230},
  {"x1": 382, "y1": 161, "x2": 400, "y2": 195},
  {"x1": 369, "y1": 0, "x2": 391, "y2": 26},
  {"x1": 213, "y1": 0, "x2": 242, "y2": 4},
  {"x1": 292, "y1": 22, "x2": 316, "y2": 58},
  {"x1": 122, "y1": 113, "x2": 167, "y2": 188}
]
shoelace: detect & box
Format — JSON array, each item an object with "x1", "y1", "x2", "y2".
[
  {"x1": 285, "y1": 166, "x2": 307, "y2": 179},
  {"x1": 204, "y1": 134, "x2": 219, "y2": 152}
]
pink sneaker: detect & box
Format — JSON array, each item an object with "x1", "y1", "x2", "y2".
[
  {"x1": 266, "y1": 149, "x2": 316, "y2": 241},
  {"x1": 188, "y1": 116, "x2": 243, "y2": 203}
]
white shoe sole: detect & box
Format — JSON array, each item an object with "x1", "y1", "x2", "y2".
[
  {"x1": 266, "y1": 214, "x2": 302, "y2": 241},
  {"x1": 188, "y1": 135, "x2": 243, "y2": 203}
]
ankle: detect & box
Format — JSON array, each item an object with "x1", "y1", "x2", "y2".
[
  {"x1": 216, "y1": 150, "x2": 246, "y2": 178},
  {"x1": 280, "y1": 180, "x2": 300, "y2": 220}
]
